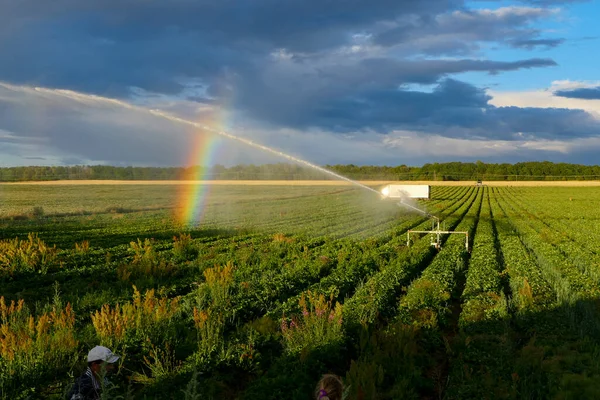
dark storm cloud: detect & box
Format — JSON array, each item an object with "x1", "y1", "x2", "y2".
[
  {"x1": 0, "y1": 0, "x2": 593, "y2": 166},
  {"x1": 231, "y1": 59, "x2": 556, "y2": 130},
  {"x1": 0, "y1": 0, "x2": 559, "y2": 96},
  {"x1": 373, "y1": 6, "x2": 557, "y2": 54},
  {"x1": 271, "y1": 78, "x2": 600, "y2": 141},
  {"x1": 554, "y1": 86, "x2": 600, "y2": 100},
  {"x1": 510, "y1": 38, "x2": 565, "y2": 49}
]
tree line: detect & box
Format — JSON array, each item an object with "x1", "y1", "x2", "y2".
[{"x1": 1, "y1": 161, "x2": 600, "y2": 182}]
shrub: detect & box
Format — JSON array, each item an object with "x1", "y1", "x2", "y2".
[
  {"x1": 398, "y1": 279, "x2": 451, "y2": 329},
  {"x1": 30, "y1": 206, "x2": 45, "y2": 218},
  {"x1": 90, "y1": 286, "x2": 180, "y2": 348},
  {"x1": 74, "y1": 240, "x2": 90, "y2": 254},
  {"x1": 197, "y1": 262, "x2": 235, "y2": 312},
  {"x1": 117, "y1": 239, "x2": 175, "y2": 281},
  {"x1": 173, "y1": 233, "x2": 197, "y2": 260},
  {"x1": 0, "y1": 233, "x2": 60, "y2": 277},
  {"x1": 0, "y1": 296, "x2": 78, "y2": 392},
  {"x1": 192, "y1": 307, "x2": 224, "y2": 359},
  {"x1": 280, "y1": 291, "x2": 343, "y2": 354},
  {"x1": 273, "y1": 233, "x2": 293, "y2": 243},
  {"x1": 132, "y1": 342, "x2": 181, "y2": 384}
]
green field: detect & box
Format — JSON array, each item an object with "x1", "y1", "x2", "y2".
[{"x1": 1, "y1": 184, "x2": 600, "y2": 399}]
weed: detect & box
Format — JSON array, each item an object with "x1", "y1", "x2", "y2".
[
  {"x1": 280, "y1": 291, "x2": 343, "y2": 354},
  {"x1": 91, "y1": 286, "x2": 180, "y2": 348},
  {"x1": 0, "y1": 233, "x2": 60, "y2": 277},
  {"x1": 193, "y1": 307, "x2": 224, "y2": 358},
  {"x1": 173, "y1": 233, "x2": 197, "y2": 260},
  {"x1": 117, "y1": 239, "x2": 175, "y2": 281},
  {"x1": 75, "y1": 240, "x2": 90, "y2": 254},
  {"x1": 0, "y1": 296, "x2": 77, "y2": 392}
]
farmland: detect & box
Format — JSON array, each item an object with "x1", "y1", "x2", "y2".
[{"x1": 1, "y1": 183, "x2": 600, "y2": 399}]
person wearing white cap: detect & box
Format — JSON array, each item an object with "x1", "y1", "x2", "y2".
[{"x1": 66, "y1": 345, "x2": 120, "y2": 400}]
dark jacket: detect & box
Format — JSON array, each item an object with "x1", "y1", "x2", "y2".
[{"x1": 66, "y1": 368, "x2": 102, "y2": 400}]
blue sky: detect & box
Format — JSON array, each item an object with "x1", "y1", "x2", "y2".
[{"x1": 1, "y1": 0, "x2": 600, "y2": 167}]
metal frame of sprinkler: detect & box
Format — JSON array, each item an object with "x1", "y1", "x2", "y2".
[
  {"x1": 380, "y1": 185, "x2": 469, "y2": 252},
  {"x1": 402, "y1": 203, "x2": 469, "y2": 252}
]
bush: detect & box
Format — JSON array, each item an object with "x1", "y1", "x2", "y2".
[
  {"x1": 0, "y1": 296, "x2": 78, "y2": 394},
  {"x1": 172, "y1": 233, "x2": 197, "y2": 260},
  {"x1": 90, "y1": 286, "x2": 180, "y2": 349},
  {"x1": 0, "y1": 233, "x2": 60, "y2": 277},
  {"x1": 117, "y1": 239, "x2": 176, "y2": 282},
  {"x1": 30, "y1": 206, "x2": 45, "y2": 218},
  {"x1": 280, "y1": 291, "x2": 343, "y2": 354}
]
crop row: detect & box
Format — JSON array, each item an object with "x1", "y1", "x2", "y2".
[
  {"x1": 499, "y1": 188, "x2": 600, "y2": 286},
  {"x1": 494, "y1": 189, "x2": 598, "y2": 303},
  {"x1": 459, "y1": 188, "x2": 508, "y2": 330},
  {"x1": 397, "y1": 187, "x2": 483, "y2": 329},
  {"x1": 342, "y1": 187, "x2": 478, "y2": 330}
]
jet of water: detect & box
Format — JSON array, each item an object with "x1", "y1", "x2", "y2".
[
  {"x1": 0, "y1": 82, "x2": 381, "y2": 196},
  {"x1": 398, "y1": 199, "x2": 437, "y2": 221},
  {"x1": 3, "y1": 82, "x2": 432, "y2": 217}
]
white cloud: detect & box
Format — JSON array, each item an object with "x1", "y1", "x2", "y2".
[
  {"x1": 489, "y1": 80, "x2": 600, "y2": 119},
  {"x1": 382, "y1": 131, "x2": 600, "y2": 158}
]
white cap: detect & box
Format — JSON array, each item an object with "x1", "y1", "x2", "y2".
[{"x1": 87, "y1": 346, "x2": 120, "y2": 363}]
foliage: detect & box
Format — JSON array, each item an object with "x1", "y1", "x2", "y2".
[
  {"x1": 192, "y1": 307, "x2": 225, "y2": 359},
  {"x1": 74, "y1": 240, "x2": 90, "y2": 254},
  {"x1": 280, "y1": 291, "x2": 343, "y2": 354},
  {"x1": 172, "y1": 233, "x2": 197, "y2": 260},
  {"x1": 0, "y1": 296, "x2": 78, "y2": 394},
  {"x1": 91, "y1": 286, "x2": 180, "y2": 348},
  {"x1": 2, "y1": 161, "x2": 600, "y2": 182},
  {"x1": 0, "y1": 233, "x2": 60, "y2": 277},
  {"x1": 1, "y1": 185, "x2": 600, "y2": 399},
  {"x1": 117, "y1": 239, "x2": 176, "y2": 282}
]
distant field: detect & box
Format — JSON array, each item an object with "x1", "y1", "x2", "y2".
[
  {"x1": 1, "y1": 184, "x2": 600, "y2": 399},
  {"x1": 4, "y1": 179, "x2": 600, "y2": 186}
]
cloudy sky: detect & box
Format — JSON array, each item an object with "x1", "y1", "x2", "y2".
[{"x1": 1, "y1": 0, "x2": 600, "y2": 167}]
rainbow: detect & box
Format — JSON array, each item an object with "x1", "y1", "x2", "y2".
[
  {"x1": 176, "y1": 129, "x2": 222, "y2": 226},
  {"x1": 176, "y1": 81, "x2": 235, "y2": 226}
]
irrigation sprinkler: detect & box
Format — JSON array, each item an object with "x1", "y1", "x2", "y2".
[
  {"x1": 380, "y1": 185, "x2": 469, "y2": 252},
  {"x1": 406, "y1": 216, "x2": 469, "y2": 252}
]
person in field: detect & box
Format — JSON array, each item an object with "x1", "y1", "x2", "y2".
[
  {"x1": 66, "y1": 346, "x2": 120, "y2": 400},
  {"x1": 315, "y1": 374, "x2": 344, "y2": 400}
]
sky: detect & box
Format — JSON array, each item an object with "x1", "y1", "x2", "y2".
[{"x1": 1, "y1": 0, "x2": 600, "y2": 167}]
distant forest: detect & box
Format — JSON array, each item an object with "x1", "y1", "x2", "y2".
[{"x1": 1, "y1": 162, "x2": 600, "y2": 182}]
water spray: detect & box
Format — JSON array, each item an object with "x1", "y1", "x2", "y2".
[
  {"x1": 379, "y1": 184, "x2": 467, "y2": 252},
  {"x1": 0, "y1": 81, "x2": 428, "y2": 213}
]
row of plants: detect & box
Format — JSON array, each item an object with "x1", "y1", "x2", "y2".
[
  {"x1": 459, "y1": 189, "x2": 508, "y2": 329},
  {"x1": 240, "y1": 187, "x2": 477, "y2": 399},
  {"x1": 495, "y1": 189, "x2": 598, "y2": 302},
  {"x1": 397, "y1": 187, "x2": 483, "y2": 329},
  {"x1": 343, "y1": 187, "x2": 478, "y2": 331},
  {"x1": 488, "y1": 188, "x2": 600, "y2": 398},
  {"x1": 500, "y1": 188, "x2": 600, "y2": 286}
]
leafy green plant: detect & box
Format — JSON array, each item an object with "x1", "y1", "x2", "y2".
[
  {"x1": 280, "y1": 290, "x2": 343, "y2": 354},
  {"x1": 0, "y1": 233, "x2": 60, "y2": 277},
  {"x1": 0, "y1": 296, "x2": 78, "y2": 395},
  {"x1": 90, "y1": 286, "x2": 180, "y2": 348},
  {"x1": 173, "y1": 233, "x2": 197, "y2": 260},
  {"x1": 117, "y1": 239, "x2": 176, "y2": 281}
]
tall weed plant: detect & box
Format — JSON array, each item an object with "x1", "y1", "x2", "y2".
[
  {"x1": 281, "y1": 291, "x2": 343, "y2": 354},
  {"x1": 0, "y1": 296, "x2": 78, "y2": 395},
  {"x1": 91, "y1": 286, "x2": 180, "y2": 348},
  {"x1": 0, "y1": 233, "x2": 60, "y2": 277}
]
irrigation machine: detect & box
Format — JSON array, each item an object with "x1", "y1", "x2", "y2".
[{"x1": 380, "y1": 184, "x2": 470, "y2": 252}]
